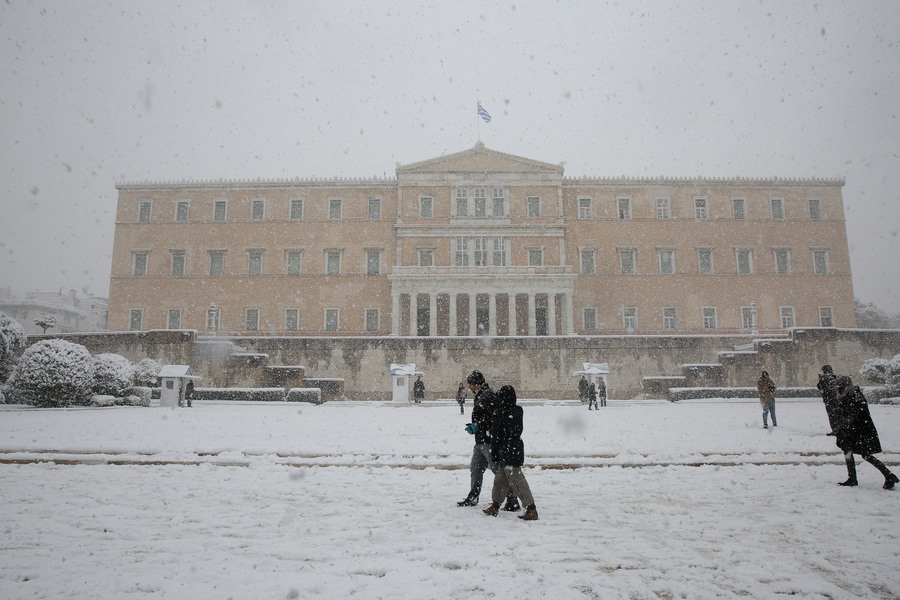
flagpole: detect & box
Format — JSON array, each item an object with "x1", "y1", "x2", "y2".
[{"x1": 476, "y1": 99, "x2": 481, "y2": 142}]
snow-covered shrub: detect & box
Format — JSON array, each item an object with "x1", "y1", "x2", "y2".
[
  {"x1": 0, "y1": 311, "x2": 27, "y2": 383},
  {"x1": 133, "y1": 358, "x2": 162, "y2": 387},
  {"x1": 286, "y1": 387, "x2": 323, "y2": 404},
  {"x1": 887, "y1": 354, "x2": 900, "y2": 393},
  {"x1": 90, "y1": 394, "x2": 118, "y2": 407},
  {"x1": 12, "y1": 339, "x2": 95, "y2": 407},
  {"x1": 128, "y1": 386, "x2": 153, "y2": 406},
  {"x1": 858, "y1": 358, "x2": 890, "y2": 384},
  {"x1": 92, "y1": 353, "x2": 135, "y2": 397}
]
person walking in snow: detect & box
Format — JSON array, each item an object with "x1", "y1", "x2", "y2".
[
  {"x1": 456, "y1": 382, "x2": 466, "y2": 415},
  {"x1": 834, "y1": 375, "x2": 899, "y2": 490},
  {"x1": 597, "y1": 378, "x2": 607, "y2": 407},
  {"x1": 483, "y1": 385, "x2": 539, "y2": 521},
  {"x1": 587, "y1": 381, "x2": 598, "y2": 410},
  {"x1": 413, "y1": 375, "x2": 424, "y2": 403},
  {"x1": 457, "y1": 370, "x2": 518, "y2": 510},
  {"x1": 578, "y1": 376, "x2": 589, "y2": 403},
  {"x1": 757, "y1": 371, "x2": 777, "y2": 429},
  {"x1": 817, "y1": 365, "x2": 840, "y2": 436}
]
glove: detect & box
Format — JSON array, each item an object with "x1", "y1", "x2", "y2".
[{"x1": 465, "y1": 423, "x2": 479, "y2": 435}]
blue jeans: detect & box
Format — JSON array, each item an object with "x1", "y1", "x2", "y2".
[
  {"x1": 469, "y1": 443, "x2": 517, "y2": 504},
  {"x1": 763, "y1": 402, "x2": 777, "y2": 427}
]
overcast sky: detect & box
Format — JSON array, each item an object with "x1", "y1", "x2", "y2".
[{"x1": 2, "y1": 1, "x2": 899, "y2": 312}]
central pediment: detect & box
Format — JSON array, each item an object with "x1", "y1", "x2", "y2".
[{"x1": 396, "y1": 143, "x2": 564, "y2": 181}]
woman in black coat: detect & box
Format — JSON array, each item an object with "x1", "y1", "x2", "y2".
[
  {"x1": 834, "y1": 375, "x2": 899, "y2": 490},
  {"x1": 483, "y1": 385, "x2": 539, "y2": 520}
]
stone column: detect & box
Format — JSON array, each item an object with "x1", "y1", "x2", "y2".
[
  {"x1": 563, "y1": 293, "x2": 574, "y2": 335},
  {"x1": 391, "y1": 292, "x2": 400, "y2": 336},
  {"x1": 448, "y1": 293, "x2": 457, "y2": 336},
  {"x1": 429, "y1": 293, "x2": 437, "y2": 337},
  {"x1": 527, "y1": 292, "x2": 536, "y2": 336},
  {"x1": 548, "y1": 293, "x2": 557, "y2": 336},
  {"x1": 488, "y1": 293, "x2": 497, "y2": 337},
  {"x1": 469, "y1": 293, "x2": 477, "y2": 336}
]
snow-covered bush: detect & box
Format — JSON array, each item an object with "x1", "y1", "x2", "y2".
[
  {"x1": 12, "y1": 339, "x2": 95, "y2": 407},
  {"x1": 92, "y1": 353, "x2": 135, "y2": 397},
  {"x1": 888, "y1": 354, "x2": 900, "y2": 393},
  {"x1": 0, "y1": 311, "x2": 28, "y2": 382},
  {"x1": 858, "y1": 358, "x2": 890, "y2": 384},
  {"x1": 133, "y1": 358, "x2": 162, "y2": 387}
]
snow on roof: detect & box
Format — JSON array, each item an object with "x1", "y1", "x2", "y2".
[{"x1": 158, "y1": 365, "x2": 201, "y2": 380}]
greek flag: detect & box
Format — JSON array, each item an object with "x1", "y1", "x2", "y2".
[{"x1": 477, "y1": 102, "x2": 491, "y2": 123}]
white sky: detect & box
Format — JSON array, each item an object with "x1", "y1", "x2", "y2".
[{"x1": 2, "y1": 1, "x2": 899, "y2": 312}]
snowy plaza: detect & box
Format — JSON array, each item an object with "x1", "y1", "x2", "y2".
[{"x1": 1, "y1": 396, "x2": 899, "y2": 599}]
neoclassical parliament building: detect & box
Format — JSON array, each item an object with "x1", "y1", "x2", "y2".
[{"x1": 108, "y1": 144, "x2": 855, "y2": 336}]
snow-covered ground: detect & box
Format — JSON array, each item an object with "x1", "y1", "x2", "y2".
[{"x1": 2, "y1": 396, "x2": 899, "y2": 599}]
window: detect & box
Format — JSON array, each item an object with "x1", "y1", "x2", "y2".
[
  {"x1": 326, "y1": 251, "x2": 342, "y2": 275},
  {"x1": 702, "y1": 307, "x2": 717, "y2": 330},
  {"x1": 176, "y1": 200, "x2": 189, "y2": 222},
  {"x1": 774, "y1": 249, "x2": 791, "y2": 274},
  {"x1": 214, "y1": 200, "x2": 227, "y2": 222},
  {"x1": 368, "y1": 197, "x2": 381, "y2": 220},
  {"x1": 290, "y1": 199, "x2": 304, "y2": 221},
  {"x1": 741, "y1": 306, "x2": 756, "y2": 331},
  {"x1": 658, "y1": 249, "x2": 674, "y2": 274},
  {"x1": 694, "y1": 198, "x2": 708, "y2": 220},
  {"x1": 780, "y1": 306, "x2": 795, "y2": 329},
  {"x1": 617, "y1": 198, "x2": 631, "y2": 220},
  {"x1": 474, "y1": 238, "x2": 487, "y2": 266},
  {"x1": 365, "y1": 308, "x2": 380, "y2": 332},
  {"x1": 167, "y1": 309, "x2": 182, "y2": 329},
  {"x1": 492, "y1": 238, "x2": 507, "y2": 266},
  {"x1": 623, "y1": 307, "x2": 637, "y2": 331},
  {"x1": 813, "y1": 250, "x2": 829, "y2": 274},
  {"x1": 328, "y1": 198, "x2": 342, "y2": 220},
  {"x1": 366, "y1": 250, "x2": 381, "y2": 275},
  {"x1": 698, "y1": 249, "x2": 713, "y2": 274},
  {"x1": 325, "y1": 309, "x2": 339, "y2": 332},
  {"x1": 138, "y1": 201, "x2": 152, "y2": 222},
  {"x1": 133, "y1": 252, "x2": 148, "y2": 277},
  {"x1": 455, "y1": 238, "x2": 469, "y2": 266},
  {"x1": 656, "y1": 198, "x2": 670, "y2": 219},
  {"x1": 129, "y1": 309, "x2": 143, "y2": 331},
  {"x1": 808, "y1": 198, "x2": 822, "y2": 221},
  {"x1": 581, "y1": 249, "x2": 595, "y2": 274},
  {"x1": 456, "y1": 188, "x2": 468, "y2": 217},
  {"x1": 286, "y1": 251, "x2": 303, "y2": 276},
  {"x1": 209, "y1": 252, "x2": 225, "y2": 276},
  {"x1": 578, "y1": 197, "x2": 592, "y2": 219},
  {"x1": 732, "y1": 198, "x2": 746, "y2": 220},
  {"x1": 285, "y1": 308, "x2": 300, "y2": 331},
  {"x1": 528, "y1": 248, "x2": 543, "y2": 267},
  {"x1": 771, "y1": 198, "x2": 785, "y2": 220},
  {"x1": 619, "y1": 249, "x2": 635, "y2": 274},
  {"x1": 245, "y1": 308, "x2": 260, "y2": 332},
  {"x1": 492, "y1": 187, "x2": 505, "y2": 217},
  {"x1": 663, "y1": 307, "x2": 677, "y2": 330},
  {"x1": 819, "y1": 307, "x2": 834, "y2": 327},
  {"x1": 583, "y1": 308, "x2": 597, "y2": 332},
  {"x1": 474, "y1": 188, "x2": 486, "y2": 217},
  {"x1": 736, "y1": 249, "x2": 753, "y2": 274},
  {"x1": 206, "y1": 307, "x2": 220, "y2": 332},
  {"x1": 527, "y1": 197, "x2": 541, "y2": 218},
  {"x1": 418, "y1": 249, "x2": 434, "y2": 267},
  {"x1": 171, "y1": 251, "x2": 185, "y2": 277},
  {"x1": 247, "y1": 251, "x2": 263, "y2": 276},
  {"x1": 251, "y1": 198, "x2": 265, "y2": 221},
  {"x1": 420, "y1": 196, "x2": 433, "y2": 218}
]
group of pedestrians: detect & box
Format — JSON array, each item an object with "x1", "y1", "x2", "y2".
[
  {"x1": 578, "y1": 376, "x2": 607, "y2": 409},
  {"x1": 757, "y1": 365, "x2": 897, "y2": 491}
]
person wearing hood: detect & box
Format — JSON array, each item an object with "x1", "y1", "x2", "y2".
[
  {"x1": 757, "y1": 371, "x2": 777, "y2": 429},
  {"x1": 483, "y1": 385, "x2": 539, "y2": 521},
  {"x1": 834, "y1": 375, "x2": 899, "y2": 490},
  {"x1": 817, "y1": 365, "x2": 840, "y2": 435}
]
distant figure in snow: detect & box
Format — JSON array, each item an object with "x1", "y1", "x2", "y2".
[
  {"x1": 578, "y1": 376, "x2": 589, "y2": 403},
  {"x1": 597, "y1": 379, "x2": 607, "y2": 407},
  {"x1": 757, "y1": 371, "x2": 777, "y2": 429},
  {"x1": 834, "y1": 375, "x2": 899, "y2": 490},
  {"x1": 456, "y1": 382, "x2": 466, "y2": 415},
  {"x1": 483, "y1": 385, "x2": 539, "y2": 521},
  {"x1": 817, "y1": 365, "x2": 840, "y2": 436},
  {"x1": 413, "y1": 375, "x2": 424, "y2": 404},
  {"x1": 587, "y1": 381, "x2": 598, "y2": 410},
  {"x1": 185, "y1": 381, "x2": 194, "y2": 408}
]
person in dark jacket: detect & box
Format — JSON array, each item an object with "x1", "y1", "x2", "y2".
[
  {"x1": 413, "y1": 375, "x2": 424, "y2": 403},
  {"x1": 757, "y1": 371, "x2": 777, "y2": 429},
  {"x1": 587, "y1": 381, "x2": 598, "y2": 410},
  {"x1": 834, "y1": 375, "x2": 899, "y2": 490},
  {"x1": 456, "y1": 382, "x2": 466, "y2": 415},
  {"x1": 578, "y1": 376, "x2": 589, "y2": 403},
  {"x1": 817, "y1": 365, "x2": 840, "y2": 435},
  {"x1": 482, "y1": 385, "x2": 538, "y2": 521},
  {"x1": 597, "y1": 378, "x2": 607, "y2": 407},
  {"x1": 457, "y1": 370, "x2": 518, "y2": 509}
]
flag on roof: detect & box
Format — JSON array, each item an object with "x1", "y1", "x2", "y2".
[{"x1": 477, "y1": 102, "x2": 491, "y2": 123}]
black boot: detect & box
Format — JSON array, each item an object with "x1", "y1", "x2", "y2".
[
  {"x1": 864, "y1": 455, "x2": 899, "y2": 490},
  {"x1": 457, "y1": 493, "x2": 479, "y2": 506},
  {"x1": 839, "y1": 456, "x2": 858, "y2": 486}
]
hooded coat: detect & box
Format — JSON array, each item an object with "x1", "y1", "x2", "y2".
[
  {"x1": 490, "y1": 385, "x2": 525, "y2": 467},
  {"x1": 757, "y1": 373, "x2": 776, "y2": 404},
  {"x1": 835, "y1": 384, "x2": 882, "y2": 455},
  {"x1": 470, "y1": 384, "x2": 496, "y2": 445}
]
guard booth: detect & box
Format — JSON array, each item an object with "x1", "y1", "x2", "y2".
[
  {"x1": 573, "y1": 362, "x2": 610, "y2": 398},
  {"x1": 389, "y1": 363, "x2": 424, "y2": 403},
  {"x1": 158, "y1": 365, "x2": 202, "y2": 408}
]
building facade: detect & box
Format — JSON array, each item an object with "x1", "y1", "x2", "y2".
[
  {"x1": 1, "y1": 288, "x2": 108, "y2": 335},
  {"x1": 107, "y1": 144, "x2": 855, "y2": 336}
]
